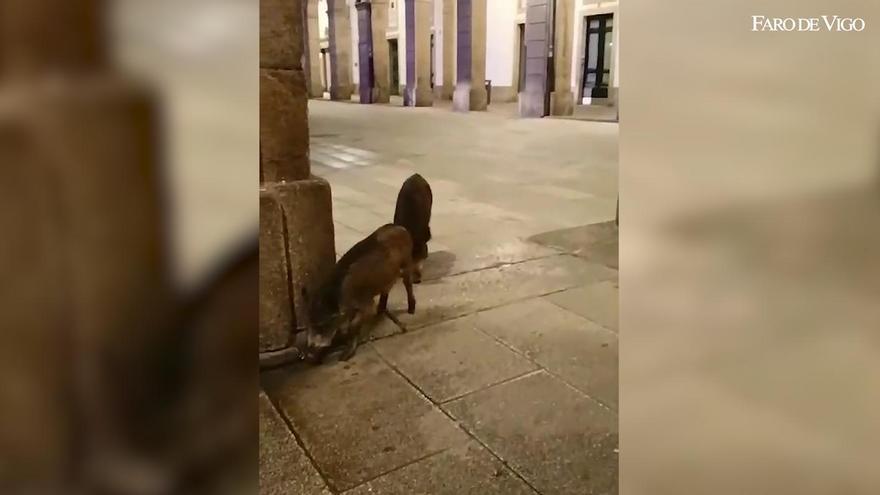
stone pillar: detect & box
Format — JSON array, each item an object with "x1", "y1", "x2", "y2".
[
  {"x1": 453, "y1": 0, "x2": 487, "y2": 111},
  {"x1": 303, "y1": 0, "x2": 325, "y2": 97},
  {"x1": 519, "y1": 0, "x2": 552, "y2": 117},
  {"x1": 327, "y1": 0, "x2": 354, "y2": 100},
  {"x1": 550, "y1": 0, "x2": 574, "y2": 116},
  {"x1": 356, "y1": 1, "x2": 374, "y2": 103},
  {"x1": 403, "y1": 0, "x2": 434, "y2": 106},
  {"x1": 441, "y1": 0, "x2": 455, "y2": 100},
  {"x1": 260, "y1": 0, "x2": 336, "y2": 359},
  {"x1": 370, "y1": 0, "x2": 391, "y2": 103}
]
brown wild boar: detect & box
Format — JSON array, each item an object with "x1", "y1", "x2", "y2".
[
  {"x1": 393, "y1": 173, "x2": 433, "y2": 283},
  {"x1": 304, "y1": 224, "x2": 416, "y2": 363}
]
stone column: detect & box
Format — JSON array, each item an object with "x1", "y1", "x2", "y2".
[
  {"x1": 403, "y1": 0, "x2": 433, "y2": 106},
  {"x1": 303, "y1": 0, "x2": 325, "y2": 97},
  {"x1": 519, "y1": 0, "x2": 552, "y2": 117},
  {"x1": 441, "y1": 0, "x2": 456, "y2": 100},
  {"x1": 327, "y1": 0, "x2": 354, "y2": 100},
  {"x1": 260, "y1": 0, "x2": 336, "y2": 361},
  {"x1": 355, "y1": 1, "x2": 374, "y2": 103},
  {"x1": 453, "y1": 0, "x2": 487, "y2": 111},
  {"x1": 550, "y1": 0, "x2": 574, "y2": 116},
  {"x1": 370, "y1": 0, "x2": 391, "y2": 103}
]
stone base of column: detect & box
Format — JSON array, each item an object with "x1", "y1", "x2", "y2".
[
  {"x1": 453, "y1": 83, "x2": 488, "y2": 112},
  {"x1": 519, "y1": 90, "x2": 546, "y2": 118},
  {"x1": 330, "y1": 85, "x2": 353, "y2": 101},
  {"x1": 258, "y1": 177, "x2": 336, "y2": 356},
  {"x1": 440, "y1": 84, "x2": 454, "y2": 100},
  {"x1": 372, "y1": 87, "x2": 390, "y2": 103},
  {"x1": 307, "y1": 80, "x2": 325, "y2": 99},
  {"x1": 414, "y1": 86, "x2": 434, "y2": 107},
  {"x1": 259, "y1": 190, "x2": 293, "y2": 352},
  {"x1": 550, "y1": 90, "x2": 574, "y2": 116}
]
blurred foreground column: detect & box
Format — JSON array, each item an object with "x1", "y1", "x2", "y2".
[
  {"x1": 1, "y1": 0, "x2": 172, "y2": 488},
  {"x1": 260, "y1": 0, "x2": 336, "y2": 364}
]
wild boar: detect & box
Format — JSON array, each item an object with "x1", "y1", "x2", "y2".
[
  {"x1": 393, "y1": 173, "x2": 433, "y2": 283},
  {"x1": 304, "y1": 224, "x2": 416, "y2": 363}
]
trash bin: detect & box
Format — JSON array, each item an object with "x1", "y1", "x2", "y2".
[{"x1": 485, "y1": 80, "x2": 492, "y2": 105}]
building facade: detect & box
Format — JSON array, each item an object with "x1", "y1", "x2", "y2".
[{"x1": 307, "y1": 0, "x2": 619, "y2": 114}]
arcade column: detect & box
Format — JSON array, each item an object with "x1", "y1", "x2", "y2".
[
  {"x1": 260, "y1": 0, "x2": 336, "y2": 362},
  {"x1": 452, "y1": 0, "x2": 487, "y2": 111}
]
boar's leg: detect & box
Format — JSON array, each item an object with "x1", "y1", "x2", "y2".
[
  {"x1": 339, "y1": 309, "x2": 366, "y2": 362},
  {"x1": 403, "y1": 264, "x2": 416, "y2": 315},
  {"x1": 412, "y1": 243, "x2": 428, "y2": 284},
  {"x1": 377, "y1": 292, "x2": 389, "y2": 314},
  {"x1": 412, "y1": 261, "x2": 423, "y2": 284}
]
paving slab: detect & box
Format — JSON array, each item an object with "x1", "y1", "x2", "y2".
[
  {"x1": 333, "y1": 203, "x2": 391, "y2": 234},
  {"x1": 262, "y1": 346, "x2": 468, "y2": 492},
  {"x1": 335, "y1": 222, "x2": 365, "y2": 260},
  {"x1": 422, "y1": 235, "x2": 560, "y2": 281},
  {"x1": 372, "y1": 317, "x2": 538, "y2": 403},
  {"x1": 529, "y1": 221, "x2": 619, "y2": 269},
  {"x1": 473, "y1": 298, "x2": 618, "y2": 409},
  {"x1": 353, "y1": 312, "x2": 401, "y2": 341},
  {"x1": 444, "y1": 372, "x2": 618, "y2": 495},
  {"x1": 575, "y1": 238, "x2": 619, "y2": 270},
  {"x1": 545, "y1": 280, "x2": 619, "y2": 332},
  {"x1": 259, "y1": 391, "x2": 331, "y2": 495},
  {"x1": 343, "y1": 441, "x2": 536, "y2": 495},
  {"x1": 387, "y1": 255, "x2": 618, "y2": 330}
]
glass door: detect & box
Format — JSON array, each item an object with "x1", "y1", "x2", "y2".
[{"x1": 581, "y1": 14, "x2": 613, "y2": 100}]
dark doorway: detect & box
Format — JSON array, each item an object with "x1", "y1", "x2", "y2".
[
  {"x1": 546, "y1": 0, "x2": 557, "y2": 112},
  {"x1": 320, "y1": 48, "x2": 329, "y2": 93},
  {"x1": 580, "y1": 13, "x2": 613, "y2": 100},
  {"x1": 517, "y1": 23, "x2": 526, "y2": 92},
  {"x1": 430, "y1": 33, "x2": 435, "y2": 88},
  {"x1": 389, "y1": 38, "x2": 400, "y2": 95}
]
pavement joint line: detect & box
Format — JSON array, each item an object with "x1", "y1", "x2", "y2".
[
  {"x1": 418, "y1": 251, "x2": 567, "y2": 283},
  {"x1": 264, "y1": 388, "x2": 340, "y2": 494},
  {"x1": 439, "y1": 368, "x2": 545, "y2": 405},
  {"x1": 470, "y1": 321, "x2": 618, "y2": 414},
  {"x1": 404, "y1": 282, "x2": 592, "y2": 332},
  {"x1": 331, "y1": 218, "x2": 366, "y2": 235},
  {"x1": 541, "y1": 296, "x2": 619, "y2": 336},
  {"x1": 370, "y1": 345, "x2": 545, "y2": 495},
  {"x1": 365, "y1": 253, "x2": 578, "y2": 337},
  {"x1": 337, "y1": 446, "x2": 455, "y2": 494},
  {"x1": 372, "y1": 281, "x2": 601, "y2": 342}
]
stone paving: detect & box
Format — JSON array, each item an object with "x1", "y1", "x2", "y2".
[{"x1": 260, "y1": 99, "x2": 618, "y2": 494}]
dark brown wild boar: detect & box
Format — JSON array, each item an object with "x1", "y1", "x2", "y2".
[
  {"x1": 303, "y1": 224, "x2": 416, "y2": 363},
  {"x1": 393, "y1": 173, "x2": 433, "y2": 283}
]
